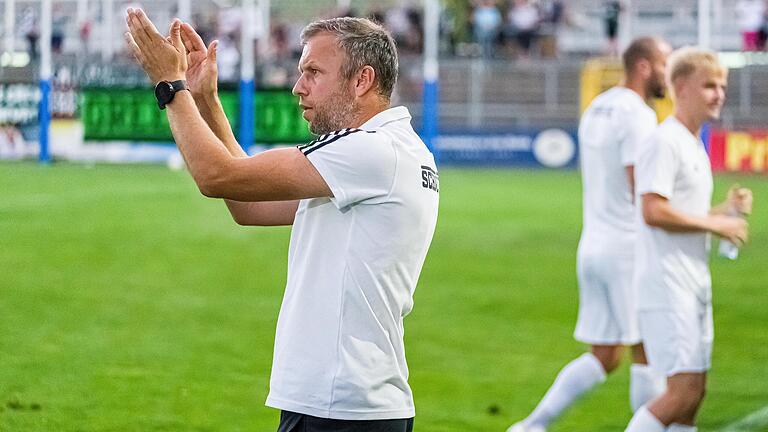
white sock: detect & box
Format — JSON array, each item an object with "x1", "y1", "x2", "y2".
[
  {"x1": 667, "y1": 424, "x2": 697, "y2": 432},
  {"x1": 625, "y1": 406, "x2": 665, "y2": 432},
  {"x1": 630, "y1": 364, "x2": 667, "y2": 412},
  {"x1": 523, "y1": 352, "x2": 607, "y2": 428}
]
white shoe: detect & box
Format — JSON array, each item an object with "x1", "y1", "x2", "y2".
[{"x1": 506, "y1": 421, "x2": 546, "y2": 432}]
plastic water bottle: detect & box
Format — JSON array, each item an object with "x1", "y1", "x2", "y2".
[
  {"x1": 718, "y1": 208, "x2": 744, "y2": 260},
  {"x1": 718, "y1": 237, "x2": 739, "y2": 260}
]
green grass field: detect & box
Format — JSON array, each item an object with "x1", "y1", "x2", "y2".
[{"x1": 1, "y1": 162, "x2": 767, "y2": 432}]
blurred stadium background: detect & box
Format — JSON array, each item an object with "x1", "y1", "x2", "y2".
[{"x1": 1, "y1": 1, "x2": 767, "y2": 431}]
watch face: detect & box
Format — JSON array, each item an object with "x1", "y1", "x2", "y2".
[{"x1": 155, "y1": 82, "x2": 175, "y2": 108}]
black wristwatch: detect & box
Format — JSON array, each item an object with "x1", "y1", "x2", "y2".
[{"x1": 154, "y1": 79, "x2": 189, "y2": 110}]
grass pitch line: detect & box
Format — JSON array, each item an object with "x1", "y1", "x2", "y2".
[{"x1": 719, "y1": 405, "x2": 768, "y2": 432}]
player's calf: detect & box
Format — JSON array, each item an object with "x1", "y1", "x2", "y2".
[
  {"x1": 591, "y1": 344, "x2": 624, "y2": 373},
  {"x1": 647, "y1": 373, "x2": 706, "y2": 425}
]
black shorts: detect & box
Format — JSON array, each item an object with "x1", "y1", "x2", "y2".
[{"x1": 277, "y1": 411, "x2": 414, "y2": 432}]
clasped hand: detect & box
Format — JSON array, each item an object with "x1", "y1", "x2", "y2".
[
  {"x1": 124, "y1": 8, "x2": 187, "y2": 84},
  {"x1": 125, "y1": 8, "x2": 219, "y2": 98}
]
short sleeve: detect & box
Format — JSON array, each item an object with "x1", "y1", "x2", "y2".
[
  {"x1": 619, "y1": 107, "x2": 656, "y2": 167},
  {"x1": 636, "y1": 133, "x2": 678, "y2": 199},
  {"x1": 299, "y1": 129, "x2": 397, "y2": 209}
]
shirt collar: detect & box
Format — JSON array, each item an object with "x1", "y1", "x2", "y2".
[
  {"x1": 667, "y1": 116, "x2": 704, "y2": 144},
  {"x1": 360, "y1": 106, "x2": 411, "y2": 130},
  {"x1": 616, "y1": 86, "x2": 645, "y2": 105}
]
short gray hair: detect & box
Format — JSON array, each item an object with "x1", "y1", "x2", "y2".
[
  {"x1": 301, "y1": 17, "x2": 399, "y2": 100},
  {"x1": 622, "y1": 36, "x2": 665, "y2": 73}
]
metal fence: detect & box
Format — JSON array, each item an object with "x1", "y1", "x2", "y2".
[
  {"x1": 396, "y1": 57, "x2": 581, "y2": 130},
  {"x1": 398, "y1": 57, "x2": 768, "y2": 131}
]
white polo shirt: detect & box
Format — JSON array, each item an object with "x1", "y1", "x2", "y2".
[
  {"x1": 265, "y1": 106, "x2": 439, "y2": 420},
  {"x1": 578, "y1": 87, "x2": 657, "y2": 254},
  {"x1": 635, "y1": 116, "x2": 714, "y2": 310}
]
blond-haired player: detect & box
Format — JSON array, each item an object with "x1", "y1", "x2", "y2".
[{"x1": 625, "y1": 48, "x2": 752, "y2": 432}]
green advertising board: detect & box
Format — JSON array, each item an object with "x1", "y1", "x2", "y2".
[{"x1": 81, "y1": 87, "x2": 313, "y2": 144}]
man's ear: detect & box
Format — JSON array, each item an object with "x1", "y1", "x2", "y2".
[
  {"x1": 636, "y1": 58, "x2": 652, "y2": 80},
  {"x1": 354, "y1": 65, "x2": 377, "y2": 97},
  {"x1": 673, "y1": 79, "x2": 686, "y2": 101}
]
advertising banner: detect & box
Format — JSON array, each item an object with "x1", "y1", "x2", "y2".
[
  {"x1": 0, "y1": 82, "x2": 77, "y2": 124},
  {"x1": 436, "y1": 128, "x2": 579, "y2": 168},
  {"x1": 709, "y1": 128, "x2": 768, "y2": 173},
  {"x1": 81, "y1": 87, "x2": 313, "y2": 144}
]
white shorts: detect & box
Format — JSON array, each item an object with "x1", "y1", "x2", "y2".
[
  {"x1": 639, "y1": 303, "x2": 713, "y2": 376},
  {"x1": 574, "y1": 251, "x2": 640, "y2": 345}
]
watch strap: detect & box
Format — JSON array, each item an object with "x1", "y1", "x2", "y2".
[{"x1": 169, "y1": 79, "x2": 188, "y2": 92}]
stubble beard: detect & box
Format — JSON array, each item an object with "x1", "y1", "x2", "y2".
[
  {"x1": 648, "y1": 75, "x2": 666, "y2": 99},
  {"x1": 309, "y1": 84, "x2": 359, "y2": 135}
]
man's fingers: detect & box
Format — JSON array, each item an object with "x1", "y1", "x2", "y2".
[
  {"x1": 133, "y1": 8, "x2": 165, "y2": 44},
  {"x1": 135, "y1": 8, "x2": 163, "y2": 37},
  {"x1": 738, "y1": 188, "x2": 753, "y2": 202},
  {"x1": 181, "y1": 22, "x2": 206, "y2": 52},
  {"x1": 124, "y1": 31, "x2": 142, "y2": 59},
  {"x1": 169, "y1": 19, "x2": 184, "y2": 52},
  {"x1": 126, "y1": 10, "x2": 152, "y2": 49},
  {"x1": 727, "y1": 183, "x2": 740, "y2": 203},
  {"x1": 124, "y1": 32, "x2": 146, "y2": 66},
  {"x1": 124, "y1": 31, "x2": 139, "y2": 52},
  {"x1": 168, "y1": 20, "x2": 188, "y2": 54},
  {"x1": 738, "y1": 220, "x2": 749, "y2": 244},
  {"x1": 179, "y1": 24, "x2": 196, "y2": 53},
  {"x1": 208, "y1": 40, "x2": 218, "y2": 62},
  {"x1": 737, "y1": 188, "x2": 753, "y2": 215}
]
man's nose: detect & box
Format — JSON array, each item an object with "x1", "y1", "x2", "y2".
[{"x1": 292, "y1": 76, "x2": 306, "y2": 97}]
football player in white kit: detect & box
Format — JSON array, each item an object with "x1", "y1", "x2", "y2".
[
  {"x1": 507, "y1": 37, "x2": 671, "y2": 432},
  {"x1": 624, "y1": 48, "x2": 751, "y2": 432}
]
